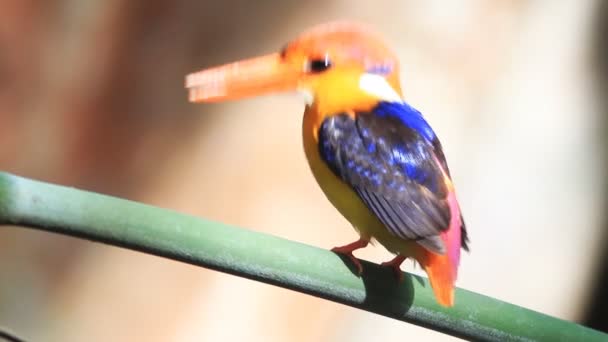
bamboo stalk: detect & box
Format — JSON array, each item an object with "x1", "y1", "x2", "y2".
[{"x1": 0, "y1": 172, "x2": 604, "y2": 341}]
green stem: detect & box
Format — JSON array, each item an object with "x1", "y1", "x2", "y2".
[{"x1": 0, "y1": 172, "x2": 604, "y2": 341}]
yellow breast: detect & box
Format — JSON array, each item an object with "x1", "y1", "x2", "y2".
[{"x1": 301, "y1": 106, "x2": 416, "y2": 256}]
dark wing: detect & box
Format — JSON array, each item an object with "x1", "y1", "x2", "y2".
[{"x1": 318, "y1": 109, "x2": 452, "y2": 254}]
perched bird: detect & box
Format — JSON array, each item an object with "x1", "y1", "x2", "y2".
[{"x1": 185, "y1": 21, "x2": 469, "y2": 307}]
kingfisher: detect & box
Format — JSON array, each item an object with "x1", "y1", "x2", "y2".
[{"x1": 185, "y1": 21, "x2": 469, "y2": 307}]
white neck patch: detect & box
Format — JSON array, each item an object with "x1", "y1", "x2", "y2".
[
  {"x1": 359, "y1": 73, "x2": 403, "y2": 103},
  {"x1": 297, "y1": 88, "x2": 314, "y2": 105}
]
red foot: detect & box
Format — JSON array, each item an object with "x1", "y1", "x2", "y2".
[
  {"x1": 331, "y1": 239, "x2": 369, "y2": 275},
  {"x1": 381, "y1": 255, "x2": 406, "y2": 282}
]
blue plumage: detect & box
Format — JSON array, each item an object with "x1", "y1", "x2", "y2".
[
  {"x1": 317, "y1": 101, "x2": 452, "y2": 253},
  {"x1": 373, "y1": 101, "x2": 436, "y2": 142}
]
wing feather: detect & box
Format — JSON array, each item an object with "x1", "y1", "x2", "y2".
[{"x1": 318, "y1": 102, "x2": 454, "y2": 254}]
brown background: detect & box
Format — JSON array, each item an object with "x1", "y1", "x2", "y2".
[{"x1": 1, "y1": 1, "x2": 606, "y2": 341}]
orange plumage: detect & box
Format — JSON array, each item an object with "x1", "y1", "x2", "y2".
[{"x1": 186, "y1": 21, "x2": 469, "y2": 307}]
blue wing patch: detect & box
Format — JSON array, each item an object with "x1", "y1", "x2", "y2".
[{"x1": 318, "y1": 101, "x2": 454, "y2": 254}]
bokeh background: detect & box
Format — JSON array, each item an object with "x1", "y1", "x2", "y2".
[{"x1": 1, "y1": 0, "x2": 607, "y2": 341}]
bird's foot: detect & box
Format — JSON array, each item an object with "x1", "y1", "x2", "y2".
[
  {"x1": 331, "y1": 238, "x2": 369, "y2": 276},
  {"x1": 381, "y1": 255, "x2": 406, "y2": 282},
  {"x1": 332, "y1": 249, "x2": 363, "y2": 275}
]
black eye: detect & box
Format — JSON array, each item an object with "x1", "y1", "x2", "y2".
[
  {"x1": 279, "y1": 45, "x2": 288, "y2": 59},
  {"x1": 308, "y1": 57, "x2": 332, "y2": 73}
]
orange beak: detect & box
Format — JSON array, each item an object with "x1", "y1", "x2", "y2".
[{"x1": 185, "y1": 53, "x2": 299, "y2": 103}]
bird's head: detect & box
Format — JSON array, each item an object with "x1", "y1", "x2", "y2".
[{"x1": 186, "y1": 21, "x2": 402, "y2": 114}]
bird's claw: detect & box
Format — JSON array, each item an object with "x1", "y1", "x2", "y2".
[
  {"x1": 331, "y1": 238, "x2": 369, "y2": 276},
  {"x1": 331, "y1": 246, "x2": 364, "y2": 275},
  {"x1": 381, "y1": 255, "x2": 406, "y2": 282}
]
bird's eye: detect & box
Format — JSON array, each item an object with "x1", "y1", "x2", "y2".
[
  {"x1": 308, "y1": 57, "x2": 332, "y2": 73},
  {"x1": 279, "y1": 45, "x2": 288, "y2": 59}
]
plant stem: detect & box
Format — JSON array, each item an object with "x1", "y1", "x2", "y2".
[{"x1": 0, "y1": 172, "x2": 604, "y2": 341}]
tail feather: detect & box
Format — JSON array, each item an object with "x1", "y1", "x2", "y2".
[
  {"x1": 422, "y1": 251, "x2": 456, "y2": 307},
  {"x1": 421, "y1": 190, "x2": 463, "y2": 307}
]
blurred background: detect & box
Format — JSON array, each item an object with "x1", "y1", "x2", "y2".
[{"x1": 1, "y1": 0, "x2": 607, "y2": 341}]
